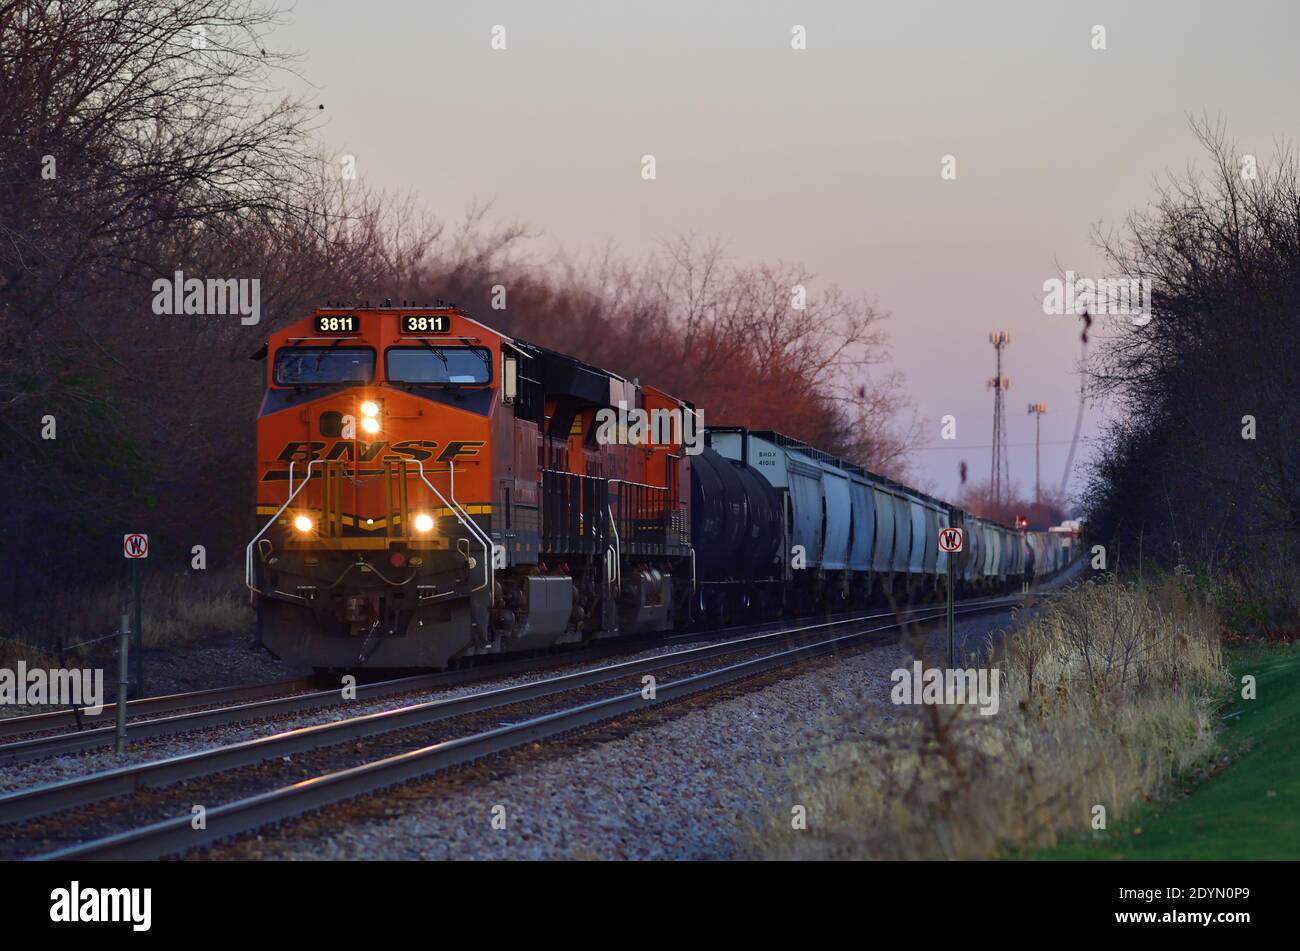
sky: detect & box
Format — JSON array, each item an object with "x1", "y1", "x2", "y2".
[{"x1": 275, "y1": 0, "x2": 1300, "y2": 504}]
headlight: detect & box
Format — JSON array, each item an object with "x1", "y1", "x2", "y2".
[
  {"x1": 360, "y1": 416, "x2": 381, "y2": 434},
  {"x1": 360, "y1": 400, "x2": 379, "y2": 417},
  {"x1": 414, "y1": 513, "x2": 434, "y2": 533},
  {"x1": 293, "y1": 515, "x2": 314, "y2": 533}
]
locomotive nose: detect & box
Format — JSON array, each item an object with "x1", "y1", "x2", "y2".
[{"x1": 314, "y1": 397, "x2": 384, "y2": 440}]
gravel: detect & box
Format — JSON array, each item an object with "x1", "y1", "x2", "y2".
[
  {"x1": 127, "y1": 633, "x2": 308, "y2": 697},
  {"x1": 4, "y1": 568, "x2": 1087, "y2": 858},
  {"x1": 201, "y1": 607, "x2": 1029, "y2": 860}
]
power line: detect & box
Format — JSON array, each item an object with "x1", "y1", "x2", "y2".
[{"x1": 914, "y1": 439, "x2": 1074, "y2": 452}]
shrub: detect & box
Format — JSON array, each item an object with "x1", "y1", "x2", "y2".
[{"x1": 759, "y1": 576, "x2": 1228, "y2": 859}]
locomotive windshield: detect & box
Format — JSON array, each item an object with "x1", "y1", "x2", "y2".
[
  {"x1": 386, "y1": 346, "x2": 491, "y2": 385},
  {"x1": 273, "y1": 347, "x2": 375, "y2": 385}
]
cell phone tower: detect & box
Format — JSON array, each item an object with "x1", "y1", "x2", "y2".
[{"x1": 988, "y1": 331, "x2": 1012, "y2": 506}]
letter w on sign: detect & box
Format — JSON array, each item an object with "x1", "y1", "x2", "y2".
[{"x1": 939, "y1": 528, "x2": 963, "y2": 553}]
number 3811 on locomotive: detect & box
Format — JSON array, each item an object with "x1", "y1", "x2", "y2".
[{"x1": 248, "y1": 304, "x2": 699, "y2": 669}]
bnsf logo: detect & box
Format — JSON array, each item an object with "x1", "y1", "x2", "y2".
[{"x1": 271, "y1": 439, "x2": 483, "y2": 466}]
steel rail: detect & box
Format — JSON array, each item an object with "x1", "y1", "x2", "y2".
[
  {"x1": 31, "y1": 596, "x2": 1023, "y2": 860},
  {"x1": 0, "y1": 662, "x2": 551, "y2": 766},
  {"x1": 0, "y1": 677, "x2": 320, "y2": 743},
  {"x1": 0, "y1": 599, "x2": 1014, "y2": 826},
  {"x1": 0, "y1": 618, "x2": 841, "y2": 766},
  {"x1": 0, "y1": 594, "x2": 1020, "y2": 766}
]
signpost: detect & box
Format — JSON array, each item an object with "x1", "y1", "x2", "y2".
[
  {"x1": 116, "y1": 612, "x2": 129, "y2": 756},
  {"x1": 123, "y1": 533, "x2": 148, "y2": 694},
  {"x1": 938, "y1": 527, "x2": 964, "y2": 666}
]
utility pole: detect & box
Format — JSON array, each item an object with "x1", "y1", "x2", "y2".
[
  {"x1": 987, "y1": 332, "x2": 1012, "y2": 506},
  {"x1": 1028, "y1": 402, "x2": 1048, "y2": 505}
]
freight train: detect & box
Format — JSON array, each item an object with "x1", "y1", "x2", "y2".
[{"x1": 248, "y1": 304, "x2": 1073, "y2": 669}]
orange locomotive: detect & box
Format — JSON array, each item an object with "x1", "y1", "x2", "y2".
[{"x1": 248, "y1": 304, "x2": 694, "y2": 668}]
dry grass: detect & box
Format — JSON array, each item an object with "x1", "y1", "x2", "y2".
[
  {"x1": 0, "y1": 637, "x2": 58, "y2": 669},
  {"x1": 758, "y1": 576, "x2": 1229, "y2": 859},
  {"x1": 0, "y1": 568, "x2": 252, "y2": 655}
]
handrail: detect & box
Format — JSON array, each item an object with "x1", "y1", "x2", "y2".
[
  {"x1": 606, "y1": 477, "x2": 670, "y2": 492},
  {"x1": 606, "y1": 504, "x2": 621, "y2": 590},
  {"x1": 421, "y1": 459, "x2": 493, "y2": 605},
  {"x1": 246, "y1": 458, "x2": 314, "y2": 593},
  {"x1": 448, "y1": 460, "x2": 494, "y2": 599}
]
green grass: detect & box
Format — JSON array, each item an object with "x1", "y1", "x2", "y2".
[{"x1": 1036, "y1": 642, "x2": 1300, "y2": 860}]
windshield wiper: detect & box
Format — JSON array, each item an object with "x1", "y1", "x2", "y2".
[{"x1": 415, "y1": 339, "x2": 452, "y2": 382}]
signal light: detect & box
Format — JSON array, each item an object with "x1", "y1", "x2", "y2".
[
  {"x1": 293, "y1": 515, "x2": 314, "y2": 533},
  {"x1": 414, "y1": 513, "x2": 434, "y2": 533}
]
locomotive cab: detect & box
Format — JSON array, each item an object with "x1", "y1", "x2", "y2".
[{"x1": 249, "y1": 306, "x2": 506, "y2": 668}]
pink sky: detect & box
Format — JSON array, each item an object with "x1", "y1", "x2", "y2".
[{"x1": 281, "y1": 0, "x2": 1300, "y2": 503}]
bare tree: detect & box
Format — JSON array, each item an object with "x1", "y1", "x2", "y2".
[
  {"x1": 1085, "y1": 114, "x2": 1300, "y2": 574},
  {"x1": 0, "y1": 0, "x2": 441, "y2": 627}
]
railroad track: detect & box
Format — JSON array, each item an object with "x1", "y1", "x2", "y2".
[
  {"x1": 0, "y1": 650, "x2": 652, "y2": 766},
  {"x1": 0, "y1": 593, "x2": 1024, "y2": 765},
  {"x1": 3, "y1": 593, "x2": 1027, "y2": 860},
  {"x1": 0, "y1": 627, "x2": 794, "y2": 764},
  {"x1": 0, "y1": 676, "x2": 320, "y2": 743}
]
